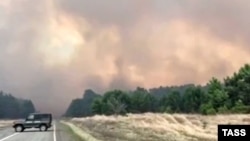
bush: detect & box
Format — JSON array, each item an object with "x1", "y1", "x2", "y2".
[
  {"x1": 231, "y1": 105, "x2": 250, "y2": 114},
  {"x1": 218, "y1": 106, "x2": 230, "y2": 114},
  {"x1": 200, "y1": 103, "x2": 215, "y2": 115},
  {"x1": 206, "y1": 108, "x2": 216, "y2": 115}
]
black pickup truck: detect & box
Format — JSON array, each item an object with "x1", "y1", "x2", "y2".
[{"x1": 13, "y1": 113, "x2": 52, "y2": 132}]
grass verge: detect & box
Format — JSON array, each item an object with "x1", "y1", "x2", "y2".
[
  {"x1": 61, "y1": 121, "x2": 100, "y2": 141},
  {"x1": 61, "y1": 122, "x2": 85, "y2": 141}
]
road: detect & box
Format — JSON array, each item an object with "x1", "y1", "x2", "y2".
[{"x1": 0, "y1": 121, "x2": 78, "y2": 141}]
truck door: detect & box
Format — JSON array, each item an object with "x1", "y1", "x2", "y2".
[
  {"x1": 33, "y1": 114, "x2": 42, "y2": 127},
  {"x1": 24, "y1": 114, "x2": 35, "y2": 128}
]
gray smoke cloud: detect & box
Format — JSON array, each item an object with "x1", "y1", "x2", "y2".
[{"x1": 1, "y1": 0, "x2": 250, "y2": 116}]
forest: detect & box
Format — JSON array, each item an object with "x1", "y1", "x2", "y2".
[
  {"x1": 65, "y1": 64, "x2": 250, "y2": 117},
  {"x1": 0, "y1": 91, "x2": 36, "y2": 119}
]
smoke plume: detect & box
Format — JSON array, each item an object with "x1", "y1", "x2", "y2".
[{"x1": 1, "y1": 0, "x2": 250, "y2": 116}]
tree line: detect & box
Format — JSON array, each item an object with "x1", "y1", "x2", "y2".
[
  {"x1": 64, "y1": 64, "x2": 250, "y2": 117},
  {"x1": 0, "y1": 91, "x2": 36, "y2": 119}
]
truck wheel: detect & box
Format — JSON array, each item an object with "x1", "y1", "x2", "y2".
[
  {"x1": 15, "y1": 125, "x2": 23, "y2": 132},
  {"x1": 40, "y1": 125, "x2": 47, "y2": 131}
]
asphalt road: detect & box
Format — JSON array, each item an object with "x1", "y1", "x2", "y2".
[{"x1": 0, "y1": 121, "x2": 77, "y2": 141}]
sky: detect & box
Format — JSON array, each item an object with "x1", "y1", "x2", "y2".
[{"x1": 1, "y1": 0, "x2": 250, "y2": 116}]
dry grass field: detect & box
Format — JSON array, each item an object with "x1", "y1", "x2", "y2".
[
  {"x1": 0, "y1": 120, "x2": 14, "y2": 128},
  {"x1": 65, "y1": 113, "x2": 250, "y2": 141}
]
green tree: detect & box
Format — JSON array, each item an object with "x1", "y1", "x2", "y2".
[
  {"x1": 231, "y1": 99, "x2": 250, "y2": 113},
  {"x1": 182, "y1": 86, "x2": 206, "y2": 113},
  {"x1": 19, "y1": 100, "x2": 36, "y2": 117},
  {"x1": 224, "y1": 64, "x2": 250, "y2": 107},
  {"x1": 100, "y1": 90, "x2": 130, "y2": 115},
  {"x1": 201, "y1": 78, "x2": 229, "y2": 114},
  {"x1": 64, "y1": 89, "x2": 100, "y2": 117},
  {"x1": 0, "y1": 91, "x2": 36, "y2": 119},
  {"x1": 91, "y1": 98, "x2": 104, "y2": 114},
  {"x1": 159, "y1": 91, "x2": 181, "y2": 113},
  {"x1": 65, "y1": 99, "x2": 83, "y2": 117},
  {"x1": 130, "y1": 87, "x2": 157, "y2": 113},
  {"x1": 107, "y1": 97, "x2": 127, "y2": 115}
]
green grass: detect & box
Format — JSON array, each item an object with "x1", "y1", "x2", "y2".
[{"x1": 62, "y1": 123, "x2": 86, "y2": 141}]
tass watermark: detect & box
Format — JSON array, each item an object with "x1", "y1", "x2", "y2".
[{"x1": 218, "y1": 125, "x2": 250, "y2": 141}]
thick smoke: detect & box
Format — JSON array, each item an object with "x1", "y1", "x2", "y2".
[{"x1": 1, "y1": 0, "x2": 250, "y2": 116}]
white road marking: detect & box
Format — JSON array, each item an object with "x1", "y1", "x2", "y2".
[
  {"x1": 0, "y1": 133, "x2": 19, "y2": 141},
  {"x1": 53, "y1": 123, "x2": 57, "y2": 141}
]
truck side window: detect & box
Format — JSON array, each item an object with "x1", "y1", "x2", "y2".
[
  {"x1": 26, "y1": 115, "x2": 34, "y2": 121},
  {"x1": 35, "y1": 115, "x2": 41, "y2": 120}
]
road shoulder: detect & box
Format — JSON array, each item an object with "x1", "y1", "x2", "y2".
[
  {"x1": 56, "y1": 121, "x2": 85, "y2": 141},
  {"x1": 60, "y1": 121, "x2": 100, "y2": 141}
]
